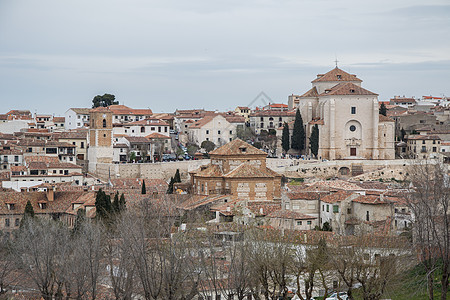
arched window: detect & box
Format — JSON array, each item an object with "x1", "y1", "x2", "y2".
[
  {"x1": 102, "y1": 119, "x2": 106, "y2": 128},
  {"x1": 141, "y1": 126, "x2": 145, "y2": 133}
]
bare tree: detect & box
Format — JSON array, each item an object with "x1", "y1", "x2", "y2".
[
  {"x1": 404, "y1": 161, "x2": 450, "y2": 300},
  {"x1": 0, "y1": 232, "x2": 16, "y2": 296}
]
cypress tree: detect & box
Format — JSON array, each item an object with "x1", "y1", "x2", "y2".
[
  {"x1": 309, "y1": 124, "x2": 319, "y2": 158},
  {"x1": 73, "y1": 208, "x2": 86, "y2": 234},
  {"x1": 24, "y1": 200, "x2": 35, "y2": 219},
  {"x1": 167, "y1": 177, "x2": 175, "y2": 194},
  {"x1": 400, "y1": 128, "x2": 406, "y2": 141},
  {"x1": 379, "y1": 103, "x2": 387, "y2": 116},
  {"x1": 119, "y1": 193, "x2": 126, "y2": 211},
  {"x1": 291, "y1": 109, "x2": 305, "y2": 153},
  {"x1": 112, "y1": 191, "x2": 120, "y2": 212},
  {"x1": 95, "y1": 189, "x2": 112, "y2": 220},
  {"x1": 281, "y1": 122, "x2": 290, "y2": 153},
  {"x1": 174, "y1": 169, "x2": 181, "y2": 183},
  {"x1": 141, "y1": 180, "x2": 146, "y2": 194}
]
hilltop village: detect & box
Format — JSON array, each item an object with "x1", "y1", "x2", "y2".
[{"x1": 1, "y1": 67, "x2": 449, "y2": 299}]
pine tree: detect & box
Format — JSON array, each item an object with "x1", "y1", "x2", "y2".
[
  {"x1": 141, "y1": 180, "x2": 146, "y2": 194},
  {"x1": 167, "y1": 177, "x2": 175, "y2": 194},
  {"x1": 174, "y1": 169, "x2": 181, "y2": 183},
  {"x1": 309, "y1": 124, "x2": 319, "y2": 158},
  {"x1": 281, "y1": 122, "x2": 290, "y2": 153},
  {"x1": 379, "y1": 103, "x2": 387, "y2": 116},
  {"x1": 291, "y1": 109, "x2": 305, "y2": 153},
  {"x1": 24, "y1": 200, "x2": 35, "y2": 219}
]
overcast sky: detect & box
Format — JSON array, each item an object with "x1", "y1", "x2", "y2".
[{"x1": 0, "y1": 0, "x2": 449, "y2": 115}]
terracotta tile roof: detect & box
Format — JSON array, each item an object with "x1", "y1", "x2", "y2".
[
  {"x1": 192, "y1": 164, "x2": 224, "y2": 177},
  {"x1": 47, "y1": 162, "x2": 82, "y2": 169},
  {"x1": 210, "y1": 139, "x2": 267, "y2": 156},
  {"x1": 108, "y1": 105, "x2": 152, "y2": 115},
  {"x1": 247, "y1": 201, "x2": 281, "y2": 216},
  {"x1": 146, "y1": 132, "x2": 170, "y2": 139},
  {"x1": 267, "y1": 209, "x2": 316, "y2": 220},
  {"x1": 224, "y1": 163, "x2": 280, "y2": 178},
  {"x1": 237, "y1": 106, "x2": 250, "y2": 110},
  {"x1": 70, "y1": 108, "x2": 92, "y2": 114},
  {"x1": 250, "y1": 110, "x2": 296, "y2": 117},
  {"x1": 308, "y1": 118, "x2": 324, "y2": 125},
  {"x1": 350, "y1": 181, "x2": 389, "y2": 190},
  {"x1": 352, "y1": 194, "x2": 390, "y2": 204},
  {"x1": 28, "y1": 162, "x2": 48, "y2": 170},
  {"x1": 11, "y1": 165, "x2": 26, "y2": 172},
  {"x1": 287, "y1": 191, "x2": 320, "y2": 200},
  {"x1": 311, "y1": 67, "x2": 362, "y2": 83},
  {"x1": 321, "y1": 190, "x2": 354, "y2": 203},
  {"x1": 52, "y1": 117, "x2": 65, "y2": 122},
  {"x1": 299, "y1": 86, "x2": 319, "y2": 98},
  {"x1": 379, "y1": 115, "x2": 394, "y2": 122},
  {"x1": 319, "y1": 82, "x2": 377, "y2": 96},
  {"x1": 179, "y1": 194, "x2": 229, "y2": 210},
  {"x1": 408, "y1": 134, "x2": 441, "y2": 140},
  {"x1": 268, "y1": 103, "x2": 288, "y2": 108},
  {"x1": 58, "y1": 130, "x2": 88, "y2": 139},
  {"x1": 223, "y1": 115, "x2": 245, "y2": 123},
  {"x1": 126, "y1": 118, "x2": 167, "y2": 126},
  {"x1": 25, "y1": 156, "x2": 59, "y2": 164},
  {"x1": 188, "y1": 115, "x2": 216, "y2": 129},
  {"x1": 124, "y1": 136, "x2": 150, "y2": 143}
]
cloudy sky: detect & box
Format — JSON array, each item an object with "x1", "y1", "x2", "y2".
[{"x1": 0, "y1": 0, "x2": 449, "y2": 115}]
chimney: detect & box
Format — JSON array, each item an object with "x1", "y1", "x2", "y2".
[
  {"x1": 46, "y1": 186, "x2": 55, "y2": 202},
  {"x1": 260, "y1": 208, "x2": 264, "y2": 214}
]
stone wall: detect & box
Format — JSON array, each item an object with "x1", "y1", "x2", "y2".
[{"x1": 95, "y1": 159, "x2": 210, "y2": 181}]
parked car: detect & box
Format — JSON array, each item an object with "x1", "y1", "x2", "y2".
[
  {"x1": 169, "y1": 129, "x2": 176, "y2": 134},
  {"x1": 325, "y1": 292, "x2": 348, "y2": 300}
]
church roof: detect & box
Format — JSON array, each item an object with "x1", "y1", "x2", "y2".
[
  {"x1": 194, "y1": 164, "x2": 224, "y2": 177},
  {"x1": 224, "y1": 162, "x2": 280, "y2": 178},
  {"x1": 299, "y1": 86, "x2": 319, "y2": 98},
  {"x1": 319, "y1": 82, "x2": 378, "y2": 96},
  {"x1": 312, "y1": 67, "x2": 362, "y2": 83},
  {"x1": 209, "y1": 139, "x2": 267, "y2": 156}
]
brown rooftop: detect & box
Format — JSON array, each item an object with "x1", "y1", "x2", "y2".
[{"x1": 312, "y1": 67, "x2": 362, "y2": 83}]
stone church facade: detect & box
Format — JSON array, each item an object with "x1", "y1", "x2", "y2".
[
  {"x1": 288, "y1": 67, "x2": 395, "y2": 160},
  {"x1": 190, "y1": 139, "x2": 282, "y2": 201}
]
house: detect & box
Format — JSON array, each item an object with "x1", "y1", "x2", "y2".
[
  {"x1": 146, "y1": 132, "x2": 172, "y2": 161},
  {"x1": 65, "y1": 108, "x2": 91, "y2": 130},
  {"x1": 108, "y1": 105, "x2": 153, "y2": 124},
  {"x1": 113, "y1": 117, "x2": 170, "y2": 137},
  {"x1": 187, "y1": 114, "x2": 245, "y2": 147},
  {"x1": 266, "y1": 209, "x2": 318, "y2": 230},
  {"x1": 406, "y1": 134, "x2": 441, "y2": 159},
  {"x1": 234, "y1": 106, "x2": 251, "y2": 123},
  {"x1": 249, "y1": 109, "x2": 296, "y2": 135},
  {"x1": 117, "y1": 136, "x2": 152, "y2": 161},
  {"x1": 57, "y1": 130, "x2": 88, "y2": 161}
]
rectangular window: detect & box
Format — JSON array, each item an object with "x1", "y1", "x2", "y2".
[
  {"x1": 307, "y1": 221, "x2": 312, "y2": 225},
  {"x1": 5, "y1": 219, "x2": 10, "y2": 227},
  {"x1": 14, "y1": 156, "x2": 19, "y2": 162},
  {"x1": 351, "y1": 107, "x2": 356, "y2": 114},
  {"x1": 333, "y1": 205, "x2": 339, "y2": 213},
  {"x1": 15, "y1": 218, "x2": 19, "y2": 227},
  {"x1": 297, "y1": 221, "x2": 302, "y2": 225},
  {"x1": 218, "y1": 130, "x2": 221, "y2": 134},
  {"x1": 206, "y1": 130, "x2": 209, "y2": 134},
  {"x1": 326, "y1": 204, "x2": 329, "y2": 212},
  {"x1": 81, "y1": 142, "x2": 84, "y2": 149},
  {"x1": 433, "y1": 147, "x2": 437, "y2": 152}
]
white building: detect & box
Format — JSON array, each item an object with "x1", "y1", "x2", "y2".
[
  {"x1": 187, "y1": 114, "x2": 245, "y2": 146},
  {"x1": 289, "y1": 67, "x2": 395, "y2": 160},
  {"x1": 65, "y1": 108, "x2": 91, "y2": 130}
]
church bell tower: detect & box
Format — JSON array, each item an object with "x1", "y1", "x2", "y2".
[{"x1": 88, "y1": 107, "x2": 113, "y2": 173}]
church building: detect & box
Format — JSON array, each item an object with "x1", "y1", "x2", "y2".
[
  {"x1": 288, "y1": 67, "x2": 395, "y2": 160},
  {"x1": 190, "y1": 139, "x2": 282, "y2": 201}
]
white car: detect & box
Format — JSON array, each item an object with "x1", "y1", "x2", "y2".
[{"x1": 325, "y1": 292, "x2": 348, "y2": 300}]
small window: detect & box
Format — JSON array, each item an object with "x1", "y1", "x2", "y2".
[
  {"x1": 307, "y1": 221, "x2": 312, "y2": 225},
  {"x1": 351, "y1": 107, "x2": 356, "y2": 114},
  {"x1": 5, "y1": 219, "x2": 10, "y2": 227},
  {"x1": 218, "y1": 130, "x2": 221, "y2": 134},
  {"x1": 347, "y1": 208, "x2": 351, "y2": 214},
  {"x1": 333, "y1": 205, "x2": 339, "y2": 213},
  {"x1": 102, "y1": 119, "x2": 106, "y2": 128},
  {"x1": 15, "y1": 218, "x2": 19, "y2": 227},
  {"x1": 326, "y1": 204, "x2": 329, "y2": 212},
  {"x1": 206, "y1": 130, "x2": 209, "y2": 134},
  {"x1": 297, "y1": 221, "x2": 302, "y2": 225},
  {"x1": 141, "y1": 127, "x2": 145, "y2": 133},
  {"x1": 366, "y1": 211, "x2": 370, "y2": 221}
]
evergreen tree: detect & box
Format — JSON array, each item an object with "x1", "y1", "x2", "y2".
[
  {"x1": 141, "y1": 180, "x2": 146, "y2": 194},
  {"x1": 112, "y1": 191, "x2": 120, "y2": 212},
  {"x1": 119, "y1": 193, "x2": 126, "y2": 211},
  {"x1": 309, "y1": 124, "x2": 319, "y2": 158},
  {"x1": 174, "y1": 169, "x2": 181, "y2": 183},
  {"x1": 167, "y1": 177, "x2": 175, "y2": 194},
  {"x1": 291, "y1": 109, "x2": 305, "y2": 153},
  {"x1": 379, "y1": 103, "x2": 387, "y2": 116},
  {"x1": 95, "y1": 189, "x2": 112, "y2": 220},
  {"x1": 281, "y1": 122, "x2": 290, "y2": 153},
  {"x1": 400, "y1": 128, "x2": 406, "y2": 141},
  {"x1": 24, "y1": 200, "x2": 35, "y2": 219},
  {"x1": 73, "y1": 208, "x2": 86, "y2": 234}
]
